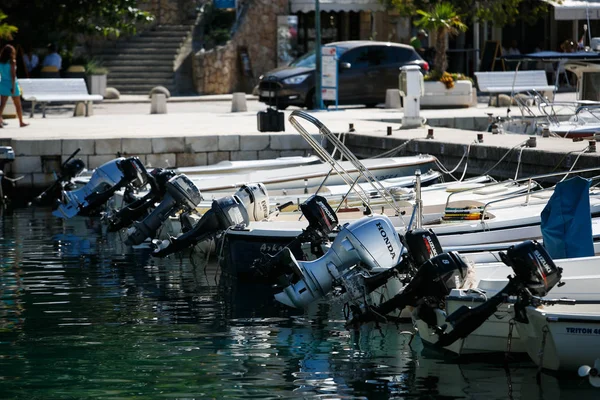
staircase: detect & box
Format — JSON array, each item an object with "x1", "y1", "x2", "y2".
[{"x1": 97, "y1": 25, "x2": 194, "y2": 95}]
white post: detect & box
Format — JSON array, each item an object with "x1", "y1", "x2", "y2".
[
  {"x1": 573, "y1": 19, "x2": 579, "y2": 44},
  {"x1": 399, "y1": 65, "x2": 423, "y2": 129}
]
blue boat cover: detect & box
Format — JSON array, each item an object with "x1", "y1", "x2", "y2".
[{"x1": 541, "y1": 176, "x2": 594, "y2": 259}]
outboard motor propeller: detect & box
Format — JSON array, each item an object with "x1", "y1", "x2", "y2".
[
  {"x1": 125, "y1": 174, "x2": 202, "y2": 245},
  {"x1": 274, "y1": 214, "x2": 402, "y2": 309},
  {"x1": 152, "y1": 183, "x2": 270, "y2": 257},
  {"x1": 252, "y1": 194, "x2": 339, "y2": 281},
  {"x1": 105, "y1": 168, "x2": 177, "y2": 232},
  {"x1": 433, "y1": 240, "x2": 562, "y2": 348},
  {"x1": 53, "y1": 157, "x2": 147, "y2": 219}
]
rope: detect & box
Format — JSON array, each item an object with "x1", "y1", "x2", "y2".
[
  {"x1": 514, "y1": 146, "x2": 527, "y2": 180},
  {"x1": 559, "y1": 146, "x2": 591, "y2": 182},
  {"x1": 481, "y1": 140, "x2": 528, "y2": 176},
  {"x1": 536, "y1": 325, "x2": 550, "y2": 385},
  {"x1": 369, "y1": 139, "x2": 414, "y2": 159},
  {"x1": 433, "y1": 141, "x2": 473, "y2": 181}
]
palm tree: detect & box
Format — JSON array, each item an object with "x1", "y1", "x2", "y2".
[
  {"x1": 0, "y1": 10, "x2": 18, "y2": 40},
  {"x1": 414, "y1": 2, "x2": 467, "y2": 75}
]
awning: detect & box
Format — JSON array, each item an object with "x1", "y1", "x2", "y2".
[
  {"x1": 290, "y1": 0, "x2": 385, "y2": 13},
  {"x1": 545, "y1": 0, "x2": 600, "y2": 20}
]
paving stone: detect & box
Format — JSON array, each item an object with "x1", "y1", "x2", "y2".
[
  {"x1": 62, "y1": 139, "x2": 95, "y2": 156},
  {"x1": 280, "y1": 150, "x2": 306, "y2": 157},
  {"x1": 95, "y1": 139, "x2": 122, "y2": 155},
  {"x1": 230, "y1": 151, "x2": 258, "y2": 161},
  {"x1": 186, "y1": 136, "x2": 219, "y2": 152},
  {"x1": 12, "y1": 156, "x2": 42, "y2": 174},
  {"x1": 218, "y1": 135, "x2": 240, "y2": 151},
  {"x1": 152, "y1": 137, "x2": 185, "y2": 153},
  {"x1": 12, "y1": 139, "x2": 61, "y2": 156},
  {"x1": 240, "y1": 135, "x2": 270, "y2": 151},
  {"x1": 146, "y1": 153, "x2": 176, "y2": 168},
  {"x1": 176, "y1": 153, "x2": 207, "y2": 167},
  {"x1": 123, "y1": 138, "x2": 152, "y2": 155},
  {"x1": 257, "y1": 150, "x2": 280, "y2": 160},
  {"x1": 270, "y1": 134, "x2": 314, "y2": 150},
  {"x1": 207, "y1": 151, "x2": 229, "y2": 165}
]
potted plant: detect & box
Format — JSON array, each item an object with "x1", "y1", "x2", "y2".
[
  {"x1": 85, "y1": 59, "x2": 108, "y2": 96},
  {"x1": 415, "y1": 2, "x2": 474, "y2": 107}
]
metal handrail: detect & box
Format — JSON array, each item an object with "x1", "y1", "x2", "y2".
[{"x1": 288, "y1": 110, "x2": 404, "y2": 215}]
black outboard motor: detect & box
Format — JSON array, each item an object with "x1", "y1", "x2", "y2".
[
  {"x1": 251, "y1": 194, "x2": 339, "y2": 281},
  {"x1": 360, "y1": 228, "x2": 443, "y2": 294},
  {"x1": 433, "y1": 240, "x2": 562, "y2": 348},
  {"x1": 35, "y1": 149, "x2": 85, "y2": 206},
  {"x1": 152, "y1": 183, "x2": 271, "y2": 257},
  {"x1": 125, "y1": 174, "x2": 202, "y2": 245},
  {"x1": 105, "y1": 168, "x2": 177, "y2": 232},
  {"x1": 53, "y1": 157, "x2": 148, "y2": 219},
  {"x1": 348, "y1": 250, "x2": 469, "y2": 326}
]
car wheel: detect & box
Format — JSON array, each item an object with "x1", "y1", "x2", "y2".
[{"x1": 305, "y1": 89, "x2": 316, "y2": 110}]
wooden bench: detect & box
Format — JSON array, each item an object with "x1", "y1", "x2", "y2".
[
  {"x1": 18, "y1": 78, "x2": 103, "y2": 118},
  {"x1": 474, "y1": 70, "x2": 556, "y2": 104}
]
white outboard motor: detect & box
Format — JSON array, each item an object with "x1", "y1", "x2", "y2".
[
  {"x1": 152, "y1": 183, "x2": 270, "y2": 257},
  {"x1": 274, "y1": 214, "x2": 402, "y2": 309},
  {"x1": 53, "y1": 157, "x2": 147, "y2": 219},
  {"x1": 125, "y1": 174, "x2": 202, "y2": 245}
]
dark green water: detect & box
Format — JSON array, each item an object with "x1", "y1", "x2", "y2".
[{"x1": 0, "y1": 209, "x2": 597, "y2": 399}]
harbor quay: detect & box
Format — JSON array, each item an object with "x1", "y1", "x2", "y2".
[{"x1": 0, "y1": 92, "x2": 596, "y2": 198}]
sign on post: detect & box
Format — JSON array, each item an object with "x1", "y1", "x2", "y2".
[{"x1": 321, "y1": 46, "x2": 338, "y2": 109}]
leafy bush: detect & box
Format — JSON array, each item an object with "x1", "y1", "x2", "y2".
[{"x1": 424, "y1": 70, "x2": 473, "y2": 89}]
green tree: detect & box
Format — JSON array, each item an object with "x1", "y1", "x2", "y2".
[
  {"x1": 0, "y1": 10, "x2": 18, "y2": 41},
  {"x1": 383, "y1": 0, "x2": 549, "y2": 27},
  {"x1": 414, "y1": 2, "x2": 467, "y2": 74}
]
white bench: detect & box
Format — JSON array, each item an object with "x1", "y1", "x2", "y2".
[
  {"x1": 474, "y1": 70, "x2": 556, "y2": 104},
  {"x1": 19, "y1": 78, "x2": 103, "y2": 118}
]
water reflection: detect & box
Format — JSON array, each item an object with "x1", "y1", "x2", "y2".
[{"x1": 0, "y1": 209, "x2": 598, "y2": 399}]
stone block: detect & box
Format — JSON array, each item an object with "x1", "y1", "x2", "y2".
[
  {"x1": 95, "y1": 139, "x2": 122, "y2": 155},
  {"x1": 73, "y1": 102, "x2": 92, "y2": 117},
  {"x1": 16, "y1": 174, "x2": 33, "y2": 188},
  {"x1": 385, "y1": 89, "x2": 402, "y2": 109},
  {"x1": 150, "y1": 93, "x2": 168, "y2": 114},
  {"x1": 123, "y1": 138, "x2": 152, "y2": 155},
  {"x1": 186, "y1": 136, "x2": 219, "y2": 152},
  {"x1": 258, "y1": 150, "x2": 280, "y2": 160},
  {"x1": 12, "y1": 156, "x2": 42, "y2": 174},
  {"x1": 230, "y1": 151, "x2": 258, "y2": 161},
  {"x1": 207, "y1": 151, "x2": 230, "y2": 165},
  {"x1": 41, "y1": 155, "x2": 62, "y2": 174},
  {"x1": 88, "y1": 155, "x2": 117, "y2": 169},
  {"x1": 231, "y1": 92, "x2": 248, "y2": 112},
  {"x1": 176, "y1": 153, "x2": 207, "y2": 167},
  {"x1": 62, "y1": 139, "x2": 95, "y2": 156},
  {"x1": 146, "y1": 153, "x2": 176, "y2": 168},
  {"x1": 62, "y1": 154, "x2": 88, "y2": 168},
  {"x1": 240, "y1": 135, "x2": 270, "y2": 151},
  {"x1": 218, "y1": 135, "x2": 240, "y2": 151},
  {"x1": 12, "y1": 139, "x2": 61, "y2": 156},
  {"x1": 280, "y1": 150, "x2": 306, "y2": 157},
  {"x1": 152, "y1": 137, "x2": 185, "y2": 153},
  {"x1": 33, "y1": 173, "x2": 56, "y2": 186},
  {"x1": 270, "y1": 134, "x2": 314, "y2": 150}
]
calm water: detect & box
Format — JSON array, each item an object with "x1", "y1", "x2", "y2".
[{"x1": 0, "y1": 208, "x2": 597, "y2": 399}]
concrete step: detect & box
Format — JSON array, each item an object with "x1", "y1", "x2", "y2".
[
  {"x1": 109, "y1": 71, "x2": 174, "y2": 79},
  {"x1": 99, "y1": 47, "x2": 180, "y2": 55},
  {"x1": 108, "y1": 77, "x2": 174, "y2": 85},
  {"x1": 118, "y1": 36, "x2": 186, "y2": 44},
  {"x1": 108, "y1": 84, "x2": 176, "y2": 95},
  {"x1": 104, "y1": 64, "x2": 174, "y2": 72},
  {"x1": 99, "y1": 54, "x2": 176, "y2": 62}
]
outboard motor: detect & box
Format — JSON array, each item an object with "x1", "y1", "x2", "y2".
[
  {"x1": 152, "y1": 183, "x2": 269, "y2": 257},
  {"x1": 105, "y1": 168, "x2": 177, "y2": 232},
  {"x1": 35, "y1": 149, "x2": 86, "y2": 206},
  {"x1": 252, "y1": 194, "x2": 339, "y2": 281},
  {"x1": 433, "y1": 240, "x2": 562, "y2": 348},
  {"x1": 53, "y1": 157, "x2": 147, "y2": 219},
  {"x1": 274, "y1": 214, "x2": 402, "y2": 309},
  {"x1": 125, "y1": 174, "x2": 201, "y2": 245},
  {"x1": 348, "y1": 250, "x2": 470, "y2": 325}
]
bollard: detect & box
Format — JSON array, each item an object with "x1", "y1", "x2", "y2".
[
  {"x1": 477, "y1": 133, "x2": 484, "y2": 143},
  {"x1": 387, "y1": 126, "x2": 392, "y2": 136},
  {"x1": 385, "y1": 89, "x2": 402, "y2": 109},
  {"x1": 426, "y1": 128, "x2": 434, "y2": 139},
  {"x1": 526, "y1": 136, "x2": 537, "y2": 148},
  {"x1": 542, "y1": 126, "x2": 550, "y2": 138},
  {"x1": 589, "y1": 140, "x2": 597, "y2": 153},
  {"x1": 491, "y1": 123, "x2": 499, "y2": 134},
  {"x1": 349, "y1": 123, "x2": 355, "y2": 132},
  {"x1": 150, "y1": 93, "x2": 167, "y2": 114},
  {"x1": 231, "y1": 92, "x2": 248, "y2": 112}
]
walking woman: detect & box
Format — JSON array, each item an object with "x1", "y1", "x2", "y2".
[{"x1": 0, "y1": 44, "x2": 28, "y2": 128}]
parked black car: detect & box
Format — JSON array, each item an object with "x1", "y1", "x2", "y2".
[{"x1": 257, "y1": 41, "x2": 429, "y2": 109}]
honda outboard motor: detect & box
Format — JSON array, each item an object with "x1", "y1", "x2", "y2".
[
  {"x1": 433, "y1": 240, "x2": 562, "y2": 348},
  {"x1": 53, "y1": 157, "x2": 147, "y2": 219},
  {"x1": 348, "y1": 250, "x2": 470, "y2": 325},
  {"x1": 152, "y1": 183, "x2": 269, "y2": 257},
  {"x1": 105, "y1": 168, "x2": 177, "y2": 232},
  {"x1": 252, "y1": 194, "x2": 339, "y2": 281},
  {"x1": 125, "y1": 174, "x2": 201, "y2": 245},
  {"x1": 274, "y1": 214, "x2": 402, "y2": 309}
]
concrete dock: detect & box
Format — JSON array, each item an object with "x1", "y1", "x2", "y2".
[{"x1": 1, "y1": 91, "x2": 597, "y2": 195}]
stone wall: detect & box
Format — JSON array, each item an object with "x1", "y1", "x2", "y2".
[
  {"x1": 140, "y1": 0, "x2": 199, "y2": 25},
  {"x1": 194, "y1": 0, "x2": 289, "y2": 94}
]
